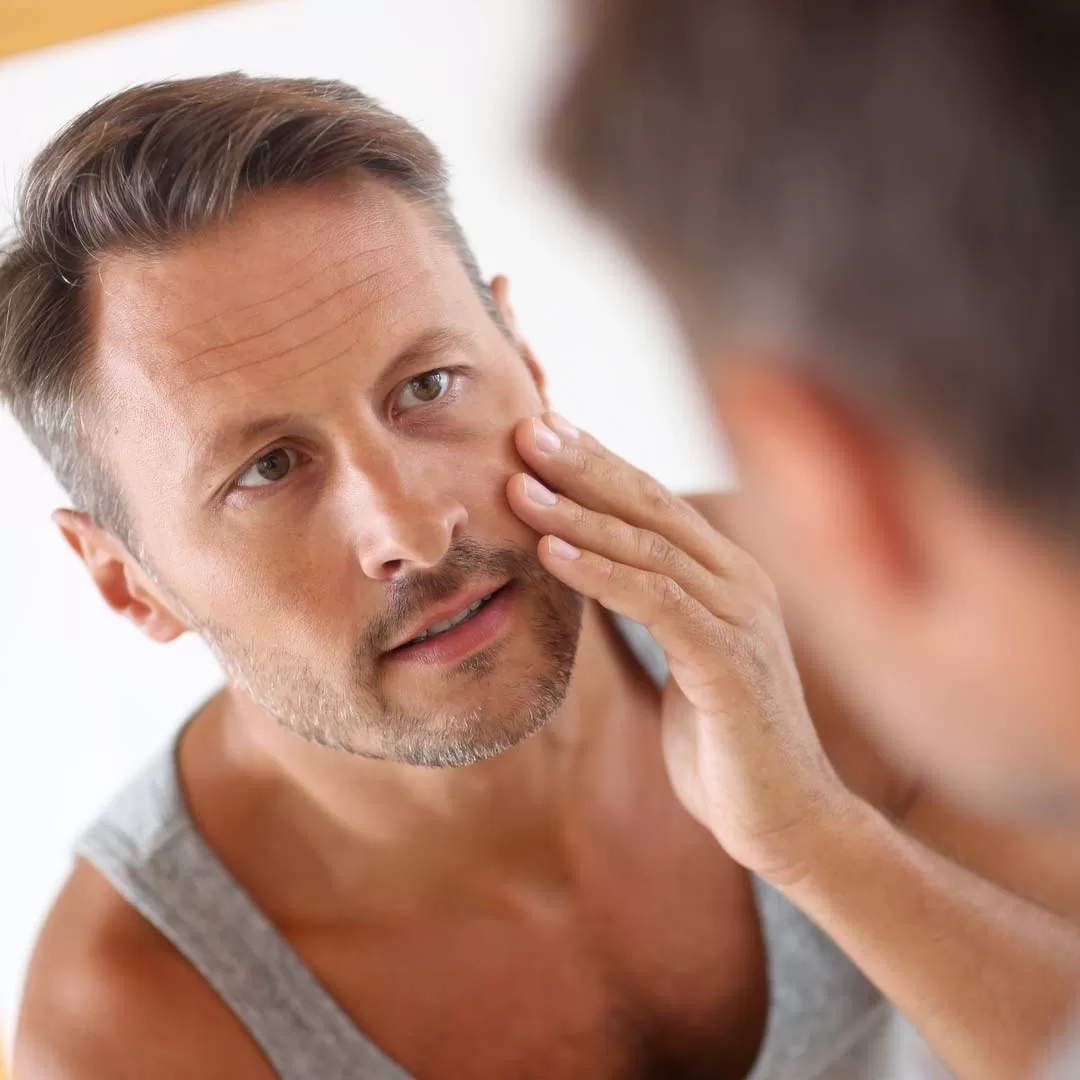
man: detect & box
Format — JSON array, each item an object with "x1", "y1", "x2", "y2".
[
  {"x1": 2, "y1": 74, "x2": 1079, "y2": 1080},
  {"x1": 544, "y1": 0, "x2": 1080, "y2": 1075}
]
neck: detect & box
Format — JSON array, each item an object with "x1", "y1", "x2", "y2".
[{"x1": 201, "y1": 602, "x2": 659, "y2": 871}]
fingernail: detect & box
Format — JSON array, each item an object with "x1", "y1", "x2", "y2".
[
  {"x1": 523, "y1": 475, "x2": 558, "y2": 506},
  {"x1": 547, "y1": 413, "x2": 580, "y2": 440},
  {"x1": 532, "y1": 418, "x2": 562, "y2": 453},
  {"x1": 547, "y1": 536, "x2": 581, "y2": 560}
]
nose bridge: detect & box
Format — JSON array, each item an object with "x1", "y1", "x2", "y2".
[{"x1": 344, "y1": 436, "x2": 466, "y2": 578}]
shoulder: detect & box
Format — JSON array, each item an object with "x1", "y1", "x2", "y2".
[{"x1": 15, "y1": 857, "x2": 272, "y2": 1080}]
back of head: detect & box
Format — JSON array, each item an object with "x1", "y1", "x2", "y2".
[
  {"x1": 0, "y1": 73, "x2": 480, "y2": 545},
  {"x1": 549, "y1": 0, "x2": 1080, "y2": 539}
]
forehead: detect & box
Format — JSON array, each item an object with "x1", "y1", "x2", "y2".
[{"x1": 87, "y1": 179, "x2": 472, "y2": 457}]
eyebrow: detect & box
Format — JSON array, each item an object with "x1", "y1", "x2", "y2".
[{"x1": 188, "y1": 325, "x2": 474, "y2": 476}]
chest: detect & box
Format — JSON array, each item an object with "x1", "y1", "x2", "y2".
[{"x1": 289, "y1": 826, "x2": 769, "y2": 1080}]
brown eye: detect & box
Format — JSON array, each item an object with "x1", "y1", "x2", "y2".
[
  {"x1": 236, "y1": 447, "x2": 299, "y2": 489},
  {"x1": 396, "y1": 370, "x2": 450, "y2": 410}
]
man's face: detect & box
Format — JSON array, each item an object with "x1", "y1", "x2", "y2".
[{"x1": 90, "y1": 180, "x2": 582, "y2": 766}]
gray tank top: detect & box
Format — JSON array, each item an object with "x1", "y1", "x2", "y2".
[{"x1": 77, "y1": 621, "x2": 910, "y2": 1080}]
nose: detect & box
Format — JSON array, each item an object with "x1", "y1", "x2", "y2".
[{"x1": 348, "y1": 450, "x2": 469, "y2": 581}]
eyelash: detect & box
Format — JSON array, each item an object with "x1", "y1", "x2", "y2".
[{"x1": 228, "y1": 367, "x2": 463, "y2": 497}]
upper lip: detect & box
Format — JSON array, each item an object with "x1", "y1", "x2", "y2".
[{"x1": 385, "y1": 580, "x2": 508, "y2": 652}]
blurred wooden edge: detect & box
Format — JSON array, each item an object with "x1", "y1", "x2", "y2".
[{"x1": 1, "y1": 0, "x2": 233, "y2": 60}]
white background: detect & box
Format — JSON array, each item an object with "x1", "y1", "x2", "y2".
[{"x1": 0, "y1": 0, "x2": 730, "y2": 1042}]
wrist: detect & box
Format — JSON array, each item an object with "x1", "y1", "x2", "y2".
[{"x1": 754, "y1": 784, "x2": 880, "y2": 893}]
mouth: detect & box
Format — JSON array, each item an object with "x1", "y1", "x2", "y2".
[{"x1": 385, "y1": 582, "x2": 516, "y2": 666}]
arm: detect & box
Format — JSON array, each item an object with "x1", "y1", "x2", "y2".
[
  {"x1": 508, "y1": 422, "x2": 1080, "y2": 1080},
  {"x1": 781, "y1": 790, "x2": 1080, "y2": 1079}
]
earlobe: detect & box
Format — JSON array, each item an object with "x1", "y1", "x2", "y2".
[
  {"x1": 52, "y1": 509, "x2": 187, "y2": 643},
  {"x1": 490, "y1": 274, "x2": 548, "y2": 404},
  {"x1": 133, "y1": 597, "x2": 188, "y2": 644}
]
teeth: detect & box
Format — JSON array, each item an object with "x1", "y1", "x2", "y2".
[{"x1": 410, "y1": 594, "x2": 492, "y2": 644}]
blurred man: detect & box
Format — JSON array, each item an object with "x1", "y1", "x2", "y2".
[
  {"x1": 3, "y1": 73, "x2": 1079, "y2": 1080},
  {"x1": 546, "y1": 0, "x2": 1080, "y2": 1075}
]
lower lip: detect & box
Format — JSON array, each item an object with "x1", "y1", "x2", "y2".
[{"x1": 385, "y1": 584, "x2": 516, "y2": 667}]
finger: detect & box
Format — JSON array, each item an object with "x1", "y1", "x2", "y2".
[
  {"x1": 515, "y1": 413, "x2": 751, "y2": 582},
  {"x1": 536, "y1": 535, "x2": 739, "y2": 704},
  {"x1": 507, "y1": 472, "x2": 743, "y2": 622}
]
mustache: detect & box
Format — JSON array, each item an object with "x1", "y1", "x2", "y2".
[{"x1": 362, "y1": 538, "x2": 549, "y2": 655}]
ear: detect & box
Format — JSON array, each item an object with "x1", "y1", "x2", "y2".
[
  {"x1": 52, "y1": 509, "x2": 188, "y2": 644},
  {"x1": 490, "y1": 275, "x2": 548, "y2": 404},
  {"x1": 712, "y1": 361, "x2": 925, "y2": 611}
]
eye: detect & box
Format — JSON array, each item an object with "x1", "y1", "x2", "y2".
[
  {"x1": 395, "y1": 369, "x2": 451, "y2": 411},
  {"x1": 235, "y1": 447, "x2": 301, "y2": 489}
]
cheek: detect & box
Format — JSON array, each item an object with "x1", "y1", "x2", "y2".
[
  {"x1": 442, "y1": 408, "x2": 535, "y2": 540},
  {"x1": 161, "y1": 527, "x2": 354, "y2": 644}
]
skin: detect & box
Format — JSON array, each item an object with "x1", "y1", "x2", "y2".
[{"x1": 14, "y1": 178, "x2": 1080, "y2": 1080}]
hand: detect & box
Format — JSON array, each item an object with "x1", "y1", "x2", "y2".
[{"x1": 507, "y1": 412, "x2": 857, "y2": 886}]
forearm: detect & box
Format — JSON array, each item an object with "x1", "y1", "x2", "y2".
[{"x1": 774, "y1": 794, "x2": 1080, "y2": 1080}]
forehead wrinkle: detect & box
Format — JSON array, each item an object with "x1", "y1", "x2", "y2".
[
  {"x1": 246, "y1": 319, "x2": 469, "y2": 405},
  {"x1": 179, "y1": 265, "x2": 393, "y2": 388},
  {"x1": 176, "y1": 261, "x2": 436, "y2": 397},
  {"x1": 160, "y1": 174, "x2": 404, "y2": 343},
  {"x1": 216, "y1": 337, "x2": 363, "y2": 407},
  {"x1": 168, "y1": 244, "x2": 399, "y2": 365}
]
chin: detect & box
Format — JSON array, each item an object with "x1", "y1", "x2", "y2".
[
  {"x1": 379, "y1": 666, "x2": 574, "y2": 769},
  {"x1": 379, "y1": 707, "x2": 551, "y2": 770}
]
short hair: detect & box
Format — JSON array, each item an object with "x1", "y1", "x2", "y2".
[
  {"x1": 549, "y1": 0, "x2": 1080, "y2": 537},
  {"x1": 0, "y1": 73, "x2": 488, "y2": 544}
]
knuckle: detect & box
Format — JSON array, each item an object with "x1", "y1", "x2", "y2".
[
  {"x1": 642, "y1": 528, "x2": 674, "y2": 566},
  {"x1": 572, "y1": 446, "x2": 595, "y2": 475},
  {"x1": 639, "y1": 474, "x2": 677, "y2": 512},
  {"x1": 596, "y1": 555, "x2": 617, "y2": 583},
  {"x1": 655, "y1": 573, "x2": 686, "y2": 610},
  {"x1": 612, "y1": 517, "x2": 638, "y2": 552}
]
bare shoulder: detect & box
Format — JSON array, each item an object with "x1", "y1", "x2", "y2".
[{"x1": 15, "y1": 858, "x2": 272, "y2": 1080}]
